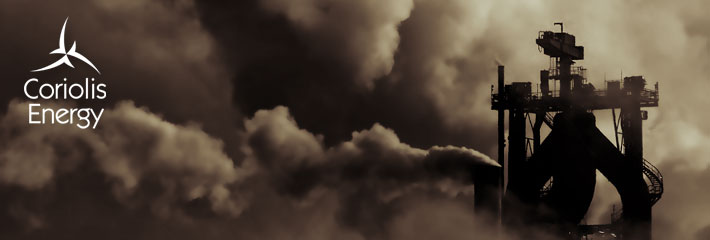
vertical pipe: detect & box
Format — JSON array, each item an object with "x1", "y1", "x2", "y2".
[
  {"x1": 612, "y1": 108, "x2": 619, "y2": 150},
  {"x1": 496, "y1": 65, "x2": 505, "y2": 231}
]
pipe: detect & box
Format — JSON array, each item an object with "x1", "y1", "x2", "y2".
[{"x1": 497, "y1": 65, "x2": 505, "y2": 234}]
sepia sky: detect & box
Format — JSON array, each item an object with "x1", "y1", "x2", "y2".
[{"x1": 0, "y1": 0, "x2": 709, "y2": 239}]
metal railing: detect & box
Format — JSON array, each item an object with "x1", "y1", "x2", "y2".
[{"x1": 643, "y1": 158, "x2": 664, "y2": 205}]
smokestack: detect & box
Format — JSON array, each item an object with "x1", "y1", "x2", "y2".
[
  {"x1": 497, "y1": 65, "x2": 505, "y2": 194},
  {"x1": 496, "y1": 65, "x2": 505, "y2": 233}
]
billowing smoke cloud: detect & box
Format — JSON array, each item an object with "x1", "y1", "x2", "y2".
[
  {"x1": 0, "y1": 100, "x2": 248, "y2": 220},
  {"x1": 241, "y1": 106, "x2": 498, "y2": 196},
  {"x1": 260, "y1": 0, "x2": 414, "y2": 88},
  {"x1": 193, "y1": 0, "x2": 500, "y2": 151},
  {"x1": 0, "y1": 100, "x2": 500, "y2": 239},
  {"x1": 239, "y1": 106, "x2": 501, "y2": 238}
]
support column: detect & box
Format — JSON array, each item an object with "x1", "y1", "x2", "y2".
[
  {"x1": 621, "y1": 76, "x2": 652, "y2": 240},
  {"x1": 507, "y1": 107, "x2": 527, "y2": 197}
]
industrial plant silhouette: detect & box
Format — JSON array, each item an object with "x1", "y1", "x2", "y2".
[{"x1": 476, "y1": 23, "x2": 663, "y2": 240}]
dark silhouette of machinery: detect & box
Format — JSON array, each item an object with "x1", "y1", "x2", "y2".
[{"x1": 485, "y1": 23, "x2": 662, "y2": 239}]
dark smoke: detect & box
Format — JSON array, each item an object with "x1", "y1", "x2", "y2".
[{"x1": 0, "y1": 0, "x2": 709, "y2": 239}]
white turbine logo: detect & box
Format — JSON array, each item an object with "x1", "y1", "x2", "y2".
[{"x1": 32, "y1": 17, "x2": 100, "y2": 74}]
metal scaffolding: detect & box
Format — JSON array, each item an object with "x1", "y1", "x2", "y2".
[{"x1": 487, "y1": 23, "x2": 662, "y2": 240}]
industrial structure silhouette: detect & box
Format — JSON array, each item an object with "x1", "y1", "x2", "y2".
[{"x1": 479, "y1": 23, "x2": 663, "y2": 239}]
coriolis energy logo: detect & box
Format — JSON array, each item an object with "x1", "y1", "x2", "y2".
[{"x1": 24, "y1": 17, "x2": 106, "y2": 129}]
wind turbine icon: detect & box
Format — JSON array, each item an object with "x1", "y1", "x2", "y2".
[{"x1": 32, "y1": 17, "x2": 100, "y2": 74}]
